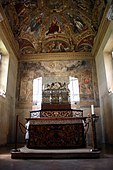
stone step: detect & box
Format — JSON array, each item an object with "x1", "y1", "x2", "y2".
[{"x1": 11, "y1": 147, "x2": 100, "y2": 159}]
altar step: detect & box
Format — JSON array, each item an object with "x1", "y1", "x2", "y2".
[{"x1": 11, "y1": 147, "x2": 101, "y2": 159}]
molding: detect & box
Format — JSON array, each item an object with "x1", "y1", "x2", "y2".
[
  {"x1": 92, "y1": 5, "x2": 111, "y2": 57},
  {"x1": 19, "y1": 52, "x2": 93, "y2": 61}
]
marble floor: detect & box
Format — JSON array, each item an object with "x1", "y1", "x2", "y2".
[{"x1": 0, "y1": 144, "x2": 113, "y2": 170}]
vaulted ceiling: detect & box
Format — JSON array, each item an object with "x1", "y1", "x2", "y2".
[{"x1": 1, "y1": 0, "x2": 106, "y2": 55}]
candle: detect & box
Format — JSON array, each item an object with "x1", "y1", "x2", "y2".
[
  {"x1": 43, "y1": 85, "x2": 44, "y2": 90},
  {"x1": 91, "y1": 105, "x2": 94, "y2": 115}
]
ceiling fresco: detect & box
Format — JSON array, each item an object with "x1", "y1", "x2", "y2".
[{"x1": 1, "y1": 0, "x2": 106, "y2": 55}]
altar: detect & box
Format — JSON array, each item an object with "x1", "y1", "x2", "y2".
[
  {"x1": 27, "y1": 117, "x2": 85, "y2": 149},
  {"x1": 26, "y1": 77, "x2": 86, "y2": 149},
  {"x1": 26, "y1": 106, "x2": 86, "y2": 149}
]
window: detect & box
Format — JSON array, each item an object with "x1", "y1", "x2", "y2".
[
  {"x1": 0, "y1": 52, "x2": 2, "y2": 63},
  {"x1": 33, "y1": 77, "x2": 42, "y2": 108},
  {"x1": 69, "y1": 76, "x2": 80, "y2": 104},
  {"x1": 112, "y1": 51, "x2": 113, "y2": 58},
  {"x1": 0, "y1": 40, "x2": 9, "y2": 97}
]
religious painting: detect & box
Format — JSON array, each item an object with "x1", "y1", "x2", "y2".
[
  {"x1": 17, "y1": 59, "x2": 99, "y2": 106},
  {"x1": 1, "y1": 0, "x2": 106, "y2": 54},
  {"x1": 46, "y1": 17, "x2": 61, "y2": 35},
  {"x1": 42, "y1": 40, "x2": 73, "y2": 53}
]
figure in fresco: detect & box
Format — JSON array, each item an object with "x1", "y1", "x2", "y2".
[
  {"x1": 46, "y1": 40, "x2": 70, "y2": 53},
  {"x1": 56, "y1": 42, "x2": 66, "y2": 52},
  {"x1": 80, "y1": 75, "x2": 93, "y2": 100},
  {"x1": 47, "y1": 41, "x2": 55, "y2": 52},
  {"x1": 30, "y1": 13, "x2": 44, "y2": 32},
  {"x1": 67, "y1": 13, "x2": 84, "y2": 33},
  {"x1": 45, "y1": 82, "x2": 68, "y2": 90},
  {"x1": 46, "y1": 17, "x2": 61, "y2": 35}
]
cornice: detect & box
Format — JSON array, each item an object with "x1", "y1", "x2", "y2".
[
  {"x1": 19, "y1": 52, "x2": 93, "y2": 62},
  {"x1": 92, "y1": 5, "x2": 111, "y2": 57}
]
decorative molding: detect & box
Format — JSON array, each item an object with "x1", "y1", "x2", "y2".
[
  {"x1": 29, "y1": 118, "x2": 83, "y2": 125},
  {"x1": 92, "y1": 5, "x2": 110, "y2": 57},
  {"x1": 19, "y1": 52, "x2": 93, "y2": 61}
]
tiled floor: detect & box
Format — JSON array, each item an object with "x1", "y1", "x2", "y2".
[{"x1": 0, "y1": 144, "x2": 113, "y2": 170}]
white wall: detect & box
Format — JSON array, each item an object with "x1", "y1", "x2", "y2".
[
  {"x1": 94, "y1": 20, "x2": 113, "y2": 145},
  {"x1": 0, "y1": 19, "x2": 18, "y2": 145}
]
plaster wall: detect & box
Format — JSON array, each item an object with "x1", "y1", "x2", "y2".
[
  {"x1": 0, "y1": 56, "x2": 18, "y2": 145},
  {"x1": 94, "y1": 20, "x2": 113, "y2": 144},
  {"x1": 0, "y1": 22, "x2": 18, "y2": 145}
]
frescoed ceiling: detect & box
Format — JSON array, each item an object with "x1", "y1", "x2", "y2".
[{"x1": 1, "y1": 0, "x2": 106, "y2": 55}]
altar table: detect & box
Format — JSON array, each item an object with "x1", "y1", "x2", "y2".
[{"x1": 26, "y1": 117, "x2": 86, "y2": 149}]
